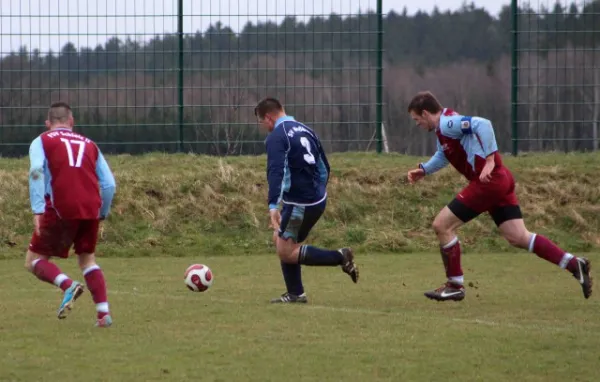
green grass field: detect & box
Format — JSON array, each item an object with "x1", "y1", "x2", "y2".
[
  {"x1": 1, "y1": 152, "x2": 599, "y2": 381},
  {"x1": 1, "y1": 253, "x2": 598, "y2": 382}
]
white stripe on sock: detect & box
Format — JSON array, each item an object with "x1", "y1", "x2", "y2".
[
  {"x1": 53, "y1": 274, "x2": 68, "y2": 287},
  {"x1": 528, "y1": 233, "x2": 537, "y2": 253},
  {"x1": 82, "y1": 265, "x2": 101, "y2": 276},
  {"x1": 449, "y1": 276, "x2": 464, "y2": 285},
  {"x1": 559, "y1": 253, "x2": 574, "y2": 269},
  {"x1": 31, "y1": 258, "x2": 41, "y2": 269},
  {"x1": 96, "y1": 302, "x2": 109, "y2": 313},
  {"x1": 443, "y1": 237, "x2": 459, "y2": 249}
]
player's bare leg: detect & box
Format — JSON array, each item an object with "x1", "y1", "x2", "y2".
[
  {"x1": 432, "y1": 207, "x2": 465, "y2": 246},
  {"x1": 25, "y1": 250, "x2": 84, "y2": 318},
  {"x1": 426, "y1": 207, "x2": 467, "y2": 301},
  {"x1": 78, "y1": 253, "x2": 112, "y2": 326},
  {"x1": 499, "y1": 218, "x2": 592, "y2": 299}
]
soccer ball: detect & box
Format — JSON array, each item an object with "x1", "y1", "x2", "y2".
[{"x1": 184, "y1": 264, "x2": 214, "y2": 292}]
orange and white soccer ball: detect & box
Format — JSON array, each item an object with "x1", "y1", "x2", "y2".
[{"x1": 184, "y1": 264, "x2": 214, "y2": 292}]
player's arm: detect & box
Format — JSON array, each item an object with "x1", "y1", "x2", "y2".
[
  {"x1": 419, "y1": 140, "x2": 449, "y2": 175},
  {"x1": 266, "y1": 133, "x2": 287, "y2": 211},
  {"x1": 96, "y1": 150, "x2": 117, "y2": 220},
  {"x1": 28, "y1": 137, "x2": 46, "y2": 215},
  {"x1": 463, "y1": 117, "x2": 499, "y2": 182},
  {"x1": 460, "y1": 116, "x2": 499, "y2": 157},
  {"x1": 317, "y1": 140, "x2": 331, "y2": 185}
]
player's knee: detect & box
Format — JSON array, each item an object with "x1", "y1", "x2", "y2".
[
  {"x1": 24, "y1": 251, "x2": 40, "y2": 272},
  {"x1": 276, "y1": 240, "x2": 298, "y2": 263},
  {"x1": 279, "y1": 254, "x2": 296, "y2": 264},
  {"x1": 432, "y1": 218, "x2": 449, "y2": 236},
  {"x1": 24, "y1": 257, "x2": 32, "y2": 271},
  {"x1": 503, "y1": 231, "x2": 530, "y2": 249},
  {"x1": 276, "y1": 247, "x2": 294, "y2": 263},
  {"x1": 78, "y1": 253, "x2": 97, "y2": 270}
]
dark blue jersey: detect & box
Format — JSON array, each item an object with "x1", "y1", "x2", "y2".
[{"x1": 266, "y1": 116, "x2": 330, "y2": 210}]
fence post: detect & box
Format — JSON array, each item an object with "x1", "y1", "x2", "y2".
[
  {"x1": 376, "y1": 0, "x2": 384, "y2": 154},
  {"x1": 511, "y1": 0, "x2": 519, "y2": 156},
  {"x1": 177, "y1": 0, "x2": 184, "y2": 152}
]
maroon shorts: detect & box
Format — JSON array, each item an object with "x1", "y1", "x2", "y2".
[
  {"x1": 29, "y1": 208, "x2": 100, "y2": 258},
  {"x1": 450, "y1": 167, "x2": 522, "y2": 226}
]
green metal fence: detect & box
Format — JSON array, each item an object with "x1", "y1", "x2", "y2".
[
  {"x1": 0, "y1": 0, "x2": 383, "y2": 156},
  {"x1": 512, "y1": 0, "x2": 600, "y2": 154}
]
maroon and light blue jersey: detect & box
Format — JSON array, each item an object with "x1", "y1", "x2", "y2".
[
  {"x1": 420, "y1": 108, "x2": 503, "y2": 181},
  {"x1": 29, "y1": 128, "x2": 116, "y2": 220}
]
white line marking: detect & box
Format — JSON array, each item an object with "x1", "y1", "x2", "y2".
[
  {"x1": 15, "y1": 288, "x2": 586, "y2": 333},
  {"x1": 107, "y1": 290, "x2": 576, "y2": 333}
]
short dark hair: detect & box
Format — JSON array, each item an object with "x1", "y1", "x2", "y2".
[
  {"x1": 254, "y1": 97, "x2": 283, "y2": 119},
  {"x1": 407, "y1": 91, "x2": 443, "y2": 115},
  {"x1": 48, "y1": 101, "x2": 72, "y2": 124}
]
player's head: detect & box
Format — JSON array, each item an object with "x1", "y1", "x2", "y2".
[
  {"x1": 254, "y1": 97, "x2": 286, "y2": 132},
  {"x1": 46, "y1": 101, "x2": 74, "y2": 130},
  {"x1": 407, "y1": 91, "x2": 443, "y2": 132}
]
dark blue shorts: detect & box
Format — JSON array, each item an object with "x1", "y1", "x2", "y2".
[{"x1": 278, "y1": 199, "x2": 326, "y2": 243}]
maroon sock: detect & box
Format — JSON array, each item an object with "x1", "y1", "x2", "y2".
[
  {"x1": 439, "y1": 246, "x2": 450, "y2": 278},
  {"x1": 530, "y1": 234, "x2": 577, "y2": 272},
  {"x1": 83, "y1": 265, "x2": 109, "y2": 319},
  {"x1": 32, "y1": 259, "x2": 73, "y2": 291},
  {"x1": 442, "y1": 237, "x2": 463, "y2": 283}
]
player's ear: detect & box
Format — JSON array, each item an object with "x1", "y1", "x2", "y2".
[{"x1": 44, "y1": 120, "x2": 51, "y2": 130}]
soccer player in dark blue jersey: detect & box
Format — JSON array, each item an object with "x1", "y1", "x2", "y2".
[{"x1": 255, "y1": 98, "x2": 359, "y2": 303}]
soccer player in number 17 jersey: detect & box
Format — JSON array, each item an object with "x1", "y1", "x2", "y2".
[
  {"x1": 406, "y1": 91, "x2": 592, "y2": 301},
  {"x1": 255, "y1": 98, "x2": 359, "y2": 303},
  {"x1": 25, "y1": 102, "x2": 117, "y2": 327}
]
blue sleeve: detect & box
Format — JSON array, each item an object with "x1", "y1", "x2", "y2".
[
  {"x1": 317, "y1": 142, "x2": 330, "y2": 185},
  {"x1": 419, "y1": 140, "x2": 449, "y2": 175},
  {"x1": 469, "y1": 117, "x2": 499, "y2": 157},
  {"x1": 96, "y1": 150, "x2": 116, "y2": 219},
  {"x1": 266, "y1": 133, "x2": 287, "y2": 210},
  {"x1": 28, "y1": 137, "x2": 46, "y2": 214}
]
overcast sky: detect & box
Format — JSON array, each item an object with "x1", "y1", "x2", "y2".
[{"x1": 0, "y1": 0, "x2": 548, "y2": 53}]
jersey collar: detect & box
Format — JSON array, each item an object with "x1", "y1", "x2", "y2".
[
  {"x1": 437, "y1": 108, "x2": 450, "y2": 129},
  {"x1": 274, "y1": 115, "x2": 296, "y2": 129}
]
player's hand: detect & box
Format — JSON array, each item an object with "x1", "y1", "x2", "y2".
[
  {"x1": 479, "y1": 163, "x2": 494, "y2": 183},
  {"x1": 33, "y1": 214, "x2": 42, "y2": 236},
  {"x1": 99, "y1": 221, "x2": 105, "y2": 240},
  {"x1": 269, "y1": 209, "x2": 281, "y2": 231},
  {"x1": 407, "y1": 168, "x2": 426, "y2": 184}
]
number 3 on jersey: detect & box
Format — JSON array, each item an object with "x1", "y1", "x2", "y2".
[
  {"x1": 300, "y1": 137, "x2": 316, "y2": 164},
  {"x1": 61, "y1": 138, "x2": 86, "y2": 168}
]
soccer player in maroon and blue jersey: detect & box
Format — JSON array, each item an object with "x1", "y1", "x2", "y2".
[
  {"x1": 25, "y1": 102, "x2": 116, "y2": 327},
  {"x1": 406, "y1": 91, "x2": 592, "y2": 301}
]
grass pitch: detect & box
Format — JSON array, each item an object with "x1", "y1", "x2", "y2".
[
  {"x1": 1, "y1": 152, "x2": 599, "y2": 380},
  {"x1": 1, "y1": 253, "x2": 598, "y2": 382}
]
